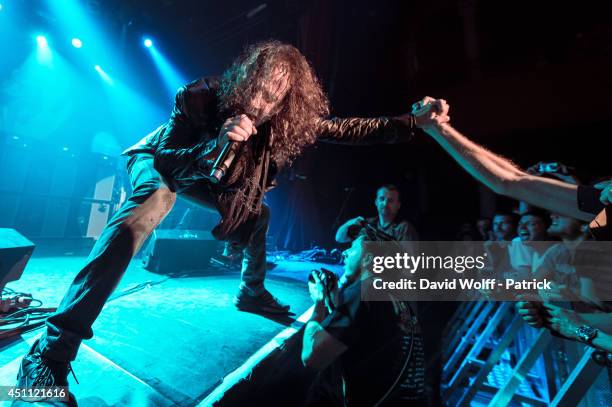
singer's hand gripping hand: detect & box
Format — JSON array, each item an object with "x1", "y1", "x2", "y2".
[
  {"x1": 218, "y1": 114, "x2": 258, "y2": 145},
  {"x1": 411, "y1": 96, "x2": 450, "y2": 129}
]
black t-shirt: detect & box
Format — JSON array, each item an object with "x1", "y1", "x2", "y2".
[
  {"x1": 577, "y1": 185, "x2": 605, "y2": 215},
  {"x1": 577, "y1": 185, "x2": 611, "y2": 240},
  {"x1": 320, "y1": 277, "x2": 426, "y2": 406}
]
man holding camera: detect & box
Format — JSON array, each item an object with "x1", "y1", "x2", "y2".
[
  {"x1": 302, "y1": 234, "x2": 427, "y2": 406},
  {"x1": 335, "y1": 184, "x2": 418, "y2": 244}
]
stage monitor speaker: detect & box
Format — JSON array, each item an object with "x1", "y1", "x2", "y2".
[
  {"x1": 0, "y1": 228, "x2": 35, "y2": 292},
  {"x1": 142, "y1": 229, "x2": 220, "y2": 275}
]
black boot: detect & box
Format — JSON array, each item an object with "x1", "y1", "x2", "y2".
[
  {"x1": 16, "y1": 340, "x2": 78, "y2": 388},
  {"x1": 233, "y1": 288, "x2": 290, "y2": 314}
]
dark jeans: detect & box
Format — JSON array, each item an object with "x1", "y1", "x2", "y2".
[{"x1": 38, "y1": 154, "x2": 269, "y2": 362}]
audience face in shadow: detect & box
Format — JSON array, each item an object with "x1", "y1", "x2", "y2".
[{"x1": 492, "y1": 214, "x2": 517, "y2": 241}]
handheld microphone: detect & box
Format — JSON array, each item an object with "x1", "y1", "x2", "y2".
[
  {"x1": 208, "y1": 139, "x2": 239, "y2": 184},
  {"x1": 208, "y1": 113, "x2": 259, "y2": 183}
]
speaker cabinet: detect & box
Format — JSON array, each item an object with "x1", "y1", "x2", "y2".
[
  {"x1": 142, "y1": 230, "x2": 221, "y2": 275},
  {"x1": 0, "y1": 228, "x2": 35, "y2": 291}
]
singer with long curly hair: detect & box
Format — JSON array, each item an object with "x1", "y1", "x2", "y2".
[{"x1": 17, "y1": 40, "x2": 449, "y2": 389}]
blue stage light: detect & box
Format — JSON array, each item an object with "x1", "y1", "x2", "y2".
[
  {"x1": 36, "y1": 35, "x2": 48, "y2": 47},
  {"x1": 35, "y1": 35, "x2": 53, "y2": 65},
  {"x1": 94, "y1": 65, "x2": 114, "y2": 86},
  {"x1": 146, "y1": 45, "x2": 188, "y2": 102},
  {"x1": 143, "y1": 38, "x2": 153, "y2": 48},
  {"x1": 0, "y1": 3, "x2": 4, "y2": 12},
  {"x1": 71, "y1": 38, "x2": 83, "y2": 48}
]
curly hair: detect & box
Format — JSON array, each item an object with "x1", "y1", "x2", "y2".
[{"x1": 218, "y1": 40, "x2": 329, "y2": 166}]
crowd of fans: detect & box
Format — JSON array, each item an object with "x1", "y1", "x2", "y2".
[{"x1": 452, "y1": 162, "x2": 612, "y2": 355}]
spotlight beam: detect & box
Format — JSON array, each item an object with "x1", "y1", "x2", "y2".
[
  {"x1": 94, "y1": 65, "x2": 114, "y2": 86},
  {"x1": 146, "y1": 45, "x2": 188, "y2": 101}
]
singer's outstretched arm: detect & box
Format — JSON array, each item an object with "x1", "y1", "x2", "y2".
[
  {"x1": 422, "y1": 122, "x2": 594, "y2": 221},
  {"x1": 315, "y1": 115, "x2": 416, "y2": 145}
]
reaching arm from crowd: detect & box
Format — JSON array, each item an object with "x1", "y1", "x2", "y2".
[
  {"x1": 422, "y1": 122, "x2": 594, "y2": 222},
  {"x1": 517, "y1": 301, "x2": 612, "y2": 352}
]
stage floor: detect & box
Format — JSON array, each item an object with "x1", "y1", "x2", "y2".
[{"x1": 0, "y1": 252, "x2": 342, "y2": 406}]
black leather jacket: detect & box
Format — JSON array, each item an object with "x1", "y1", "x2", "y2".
[{"x1": 122, "y1": 77, "x2": 416, "y2": 192}]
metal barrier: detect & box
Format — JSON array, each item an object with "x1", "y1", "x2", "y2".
[{"x1": 441, "y1": 302, "x2": 609, "y2": 406}]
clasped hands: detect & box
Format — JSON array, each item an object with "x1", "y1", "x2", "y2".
[{"x1": 396, "y1": 96, "x2": 451, "y2": 129}]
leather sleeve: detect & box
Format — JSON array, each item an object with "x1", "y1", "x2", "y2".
[
  {"x1": 316, "y1": 115, "x2": 415, "y2": 145},
  {"x1": 153, "y1": 82, "x2": 219, "y2": 189}
]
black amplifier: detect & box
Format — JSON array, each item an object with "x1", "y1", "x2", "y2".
[{"x1": 142, "y1": 229, "x2": 221, "y2": 275}]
